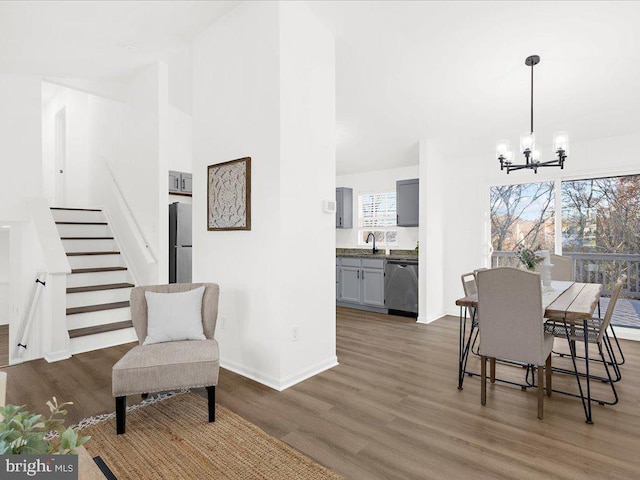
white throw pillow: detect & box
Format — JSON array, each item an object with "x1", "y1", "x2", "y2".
[{"x1": 143, "y1": 286, "x2": 206, "y2": 345}]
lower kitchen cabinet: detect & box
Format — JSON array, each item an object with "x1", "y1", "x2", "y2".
[
  {"x1": 362, "y1": 267, "x2": 385, "y2": 307},
  {"x1": 337, "y1": 257, "x2": 386, "y2": 312},
  {"x1": 339, "y1": 266, "x2": 361, "y2": 303}
]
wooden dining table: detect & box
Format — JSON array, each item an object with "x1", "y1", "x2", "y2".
[{"x1": 455, "y1": 280, "x2": 603, "y2": 423}]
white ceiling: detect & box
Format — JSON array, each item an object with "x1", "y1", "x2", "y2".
[
  {"x1": 1, "y1": 1, "x2": 640, "y2": 175},
  {"x1": 0, "y1": 1, "x2": 239, "y2": 79}
]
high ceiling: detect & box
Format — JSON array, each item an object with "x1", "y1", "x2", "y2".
[
  {"x1": 1, "y1": 1, "x2": 639, "y2": 174},
  {"x1": 0, "y1": 1, "x2": 239, "y2": 79}
]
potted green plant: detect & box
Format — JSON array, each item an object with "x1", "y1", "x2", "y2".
[
  {"x1": 514, "y1": 243, "x2": 545, "y2": 271},
  {"x1": 0, "y1": 397, "x2": 90, "y2": 455}
]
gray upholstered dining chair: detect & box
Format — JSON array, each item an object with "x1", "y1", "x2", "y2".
[
  {"x1": 476, "y1": 267, "x2": 554, "y2": 419},
  {"x1": 112, "y1": 283, "x2": 220, "y2": 434}
]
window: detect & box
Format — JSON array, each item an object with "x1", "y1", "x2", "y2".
[
  {"x1": 490, "y1": 181, "x2": 555, "y2": 252},
  {"x1": 358, "y1": 191, "x2": 397, "y2": 246},
  {"x1": 562, "y1": 175, "x2": 640, "y2": 254}
]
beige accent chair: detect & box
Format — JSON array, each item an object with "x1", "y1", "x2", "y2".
[
  {"x1": 112, "y1": 283, "x2": 220, "y2": 434},
  {"x1": 549, "y1": 254, "x2": 574, "y2": 281},
  {"x1": 476, "y1": 268, "x2": 554, "y2": 419}
]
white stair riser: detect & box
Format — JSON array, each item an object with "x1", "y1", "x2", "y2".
[
  {"x1": 66, "y1": 307, "x2": 131, "y2": 330},
  {"x1": 69, "y1": 328, "x2": 138, "y2": 355},
  {"x1": 67, "y1": 255, "x2": 124, "y2": 270},
  {"x1": 62, "y1": 239, "x2": 117, "y2": 252},
  {"x1": 51, "y1": 210, "x2": 105, "y2": 223},
  {"x1": 56, "y1": 224, "x2": 112, "y2": 238},
  {"x1": 66, "y1": 288, "x2": 132, "y2": 309},
  {"x1": 67, "y1": 270, "x2": 130, "y2": 288}
]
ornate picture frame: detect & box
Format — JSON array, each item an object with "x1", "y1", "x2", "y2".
[{"x1": 207, "y1": 157, "x2": 251, "y2": 231}]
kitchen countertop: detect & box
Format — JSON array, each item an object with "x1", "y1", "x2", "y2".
[{"x1": 336, "y1": 248, "x2": 418, "y2": 262}]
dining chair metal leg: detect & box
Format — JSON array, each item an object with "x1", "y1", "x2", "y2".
[
  {"x1": 545, "y1": 355, "x2": 552, "y2": 397},
  {"x1": 490, "y1": 358, "x2": 496, "y2": 383},
  {"x1": 608, "y1": 324, "x2": 626, "y2": 366},
  {"x1": 537, "y1": 365, "x2": 544, "y2": 420},
  {"x1": 583, "y1": 319, "x2": 593, "y2": 424},
  {"x1": 481, "y1": 355, "x2": 487, "y2": 406}
]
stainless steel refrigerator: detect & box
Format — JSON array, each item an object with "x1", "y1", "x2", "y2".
[{"x1": 169, "y1": 202, "x2": 192, "y2": 283}]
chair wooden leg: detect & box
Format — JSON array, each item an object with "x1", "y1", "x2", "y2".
[
  {"x1": 545, "y1": 355, "x2": 552, "y2": 397},
  {"x1": 537, "y1": 365, "x2": 544, "y2": 420},
  {"x1": 481, "y1": 356, "x2": 487, "y2": 406},
  {"x1": 206, "y1": 386, "x2": 215, "y2": 422},
  {"x1": 490, "y1": 357, "x2": 496, "y2": 383},
  {"x1": 116, "y1": 396, "x2": 126, "y2": 435}
]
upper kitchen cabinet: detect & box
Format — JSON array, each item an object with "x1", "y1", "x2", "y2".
[
  {"x1": 169, "y1": 170, "x2": 193, "y2": 196},
  {"x1": 396, "y1": 178, "x2": 419, "y2": 227},
  {"x1": 336, "y1": 187, "x2": 353, "y2": 228}
]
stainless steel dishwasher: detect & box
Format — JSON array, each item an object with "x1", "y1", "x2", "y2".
[{"x1": 385, "y1": 259, "x2": 418, "y2": 316}]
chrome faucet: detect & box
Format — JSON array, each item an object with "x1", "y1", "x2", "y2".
[{"x1": 365, "y1": 232, "x2": 379, "y2": 254}]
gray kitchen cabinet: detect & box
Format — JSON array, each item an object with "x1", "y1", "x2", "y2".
[
  {"x1": 339, "y1": 266, "x2": 361, "y2": 303},
  {"x1": 396, "y1": 178, "x2": 419, "y2": 227},
  {"x1": 362, "y1": 267, "x2": 385, "y2": 307},
  {"x1": 169, "y1": 171, "x2": 193, "y2": 196},
  {"x1": 180, "y1": 173, "x2": 193, "y2": 194},
  {"x1": 336, "y1": 187, "x2": 353, "y2": 229},
  {"x1": 169, "y1": 170, "x2": 181, "y2": 193},
  {"x1": 337, "y1": 256, "x2": 386, "y2": 311}
]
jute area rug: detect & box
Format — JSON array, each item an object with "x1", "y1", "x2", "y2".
[{"x1": 80, "y1": 392, "x2": 343, "y2": 480}]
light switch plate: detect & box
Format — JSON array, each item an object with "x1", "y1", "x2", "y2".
[{"x1": 323, "y1": 200, "x2": 336, "y2": 213}]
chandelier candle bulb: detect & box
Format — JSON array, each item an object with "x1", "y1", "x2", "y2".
[
  {"x1": 520, "y1": 132, "x2": 535, "y2": 153},
  {"x1": 553, "y1": 131, "x2": 570, "y2": 154}
]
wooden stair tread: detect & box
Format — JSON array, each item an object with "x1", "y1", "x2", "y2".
[
  {"x1": 50, "y1": 207, "x2": 102, "y2": 212},
  {"x1": 66, "y1": 251, "x2": 120, "y2": 256},
  {"x1": 68, "y1": 321, "x2": 133, "y2": 338},
  {"x1": 71, "y1": 267, "x2": 127, "y2": 274},
  {"x1": 61, "y1": 237, "x2": 114, "y2": 240},
  {"x1": 55, "y1": 221, "x2": 108, "y2": 225},
  {"x1": 67, "y1": 301, "x2": 130, "y2": 315},
  {"x1": 67, "y1": 283, "x2": 134, "y2": 294}
]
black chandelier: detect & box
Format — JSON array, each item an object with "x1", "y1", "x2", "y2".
[{"x1": 497, "y1": 55, "x2": 569, "y2": 174}]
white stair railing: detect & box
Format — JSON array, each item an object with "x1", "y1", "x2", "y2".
[
  {"x1": 13, "y1": 272, "x2": 47, "y2": 361},
  {"x1": 104, "y1": 161, "x2": 157, "y2": 265}
]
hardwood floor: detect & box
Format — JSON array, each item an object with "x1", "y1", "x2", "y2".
[
  {"x1": 0, "y1": 324, "x2": 8, "y2": 367},
  {"x1": 3, "y1": 307, "x2": 640, "y2": 479}
]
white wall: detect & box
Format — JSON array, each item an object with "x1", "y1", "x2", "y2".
[
  {"x1": 193, "y1": 0, "x2": 336, "y2": 390},
  {"x1": 42, "y1": 83, "x2": 90, "y2": 207},
  {"x1": 88, "y1": 64, "x2": 163, "y2": 285},
  {"x1": 0, "y1": 230, "x2": 9, "y2": 326},
  {"x1": 278, "y1": 1, "x2": 336, "y2": 385},
  {"x1": 0, "y1": 75, "x2": 43, "y2": 222},
  {"x1": 336, "y1": 165, "x2": 419, "y2": 249},
  {"x1": 439, "y1": 132, "x2": 640, "y2": 317},
  {"x1": 418, "y1": 140, "x2": 446, "y2": 323}
]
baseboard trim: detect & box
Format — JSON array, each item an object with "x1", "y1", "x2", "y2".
[
  {"x1": 220, "y1": 355, "x2": 340, "y2": 392},
  {"x1": 44, "y1": 351, "x2": 71, "y2": 363},
  {"x1": 279, "y1": 356, "x2": 339, "y2": 391},
  {"x1": 219, "y1": 359, "x2": 283, "y2": 391},
  {"x1": 417, "y1": 312, "x2": 446, "y2": 324}
]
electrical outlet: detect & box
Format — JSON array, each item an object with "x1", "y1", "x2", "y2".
[
  {"x1": 219, "y1": 315, "x2": 227, "y2": 330},
  {"x1": 291, "y1": 326, "x2": 299, "y2": 342}
]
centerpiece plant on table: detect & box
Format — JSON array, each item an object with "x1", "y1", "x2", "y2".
[
  {"x1": 0, "y1": 397, "x2": 90, "y2": 455},
  {"x1": 514, "y1": 243, "x2": 545, "y2": 271}
]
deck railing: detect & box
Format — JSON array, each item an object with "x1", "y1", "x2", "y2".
[{"x1": 492, "y1": 251, "x2": 640, "y2": 298}]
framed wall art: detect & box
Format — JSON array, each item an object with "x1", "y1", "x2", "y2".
[{"x1": 207, "y1": 157, "x2": 251, "y2": 231}]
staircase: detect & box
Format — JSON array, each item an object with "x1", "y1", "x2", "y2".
[{"x1": 51, "y1": 207, "x2": 137, "y2": 354}]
